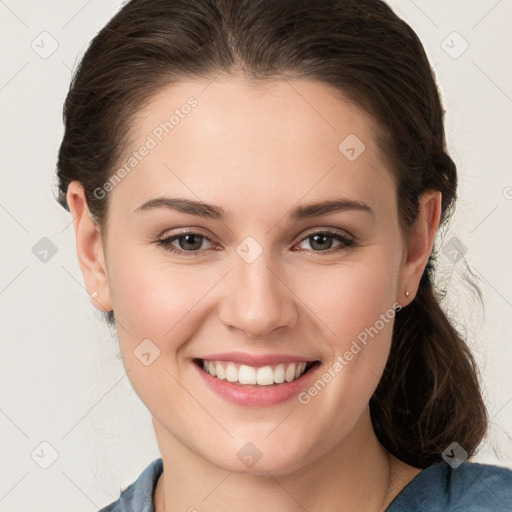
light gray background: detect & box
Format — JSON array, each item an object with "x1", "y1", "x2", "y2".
[{"x1": 1, "y1": 1, "x2": 511, "y2": 510}]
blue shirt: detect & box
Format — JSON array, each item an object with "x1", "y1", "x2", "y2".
[{"x1": 98, "y1": 457, "x2": 512, "y2": 511}]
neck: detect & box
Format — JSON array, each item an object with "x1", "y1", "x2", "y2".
[{"x1": 152, "y1": 409, "x2": 419, "y2": 512}]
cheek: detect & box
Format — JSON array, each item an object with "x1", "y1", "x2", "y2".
[
  {"x1": 107, "y1": 253, "x2": 212, "y2": 407},
  {"x1": 109, "y1": 239, "x2": 400, "y2": 346},
  {"x1": 295, "y1": 256, "x2": 399, "y2": 405},
  {"x1": 304, "y1": 256, "x2": 398, "y2": 345},
  {"x1": 105, "y1": 247, "x2": 202, "y2": 342},
  {"x1": 108, "y1": 234, "x2": 400, "y2": 380},
  {"x1": 106, "y1": 248, "x2": 235, "y2": 384}
]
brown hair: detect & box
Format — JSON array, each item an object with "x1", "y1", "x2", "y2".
[{"x1": 55, "y1": 0, "x2": 487, "y2": 468}]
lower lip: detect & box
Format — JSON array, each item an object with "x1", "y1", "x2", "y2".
[{"x1": 193, "y1": 361, "x2": 321, "y2": 407}]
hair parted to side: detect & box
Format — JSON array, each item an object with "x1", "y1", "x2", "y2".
[{"x1": 55, "y1": 0, "x2": 488, "y2": 468}]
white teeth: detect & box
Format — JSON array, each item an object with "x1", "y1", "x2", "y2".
[
  {"x1": 256, "y1": 366, "x2": 274, "y2": 386},
  {"x1": 285, "y1": 364, "x2": 296, "y2": 382},
  {"x1": 215, "y1": 363, "x2": 226, "y2": 380},
  {"x1": 295, "y1": 362, "x2": 306, "y2": 379},
  {"x1": 273, "y1": 364, "x2": 285, "y2": 384},
  {"x1": 239, "y1": 365, "x2": 257, "y2": 385},
  {"x1": 200, "y1": 360, "x2": 311, "y2": 385},
  {"x1": 225, "y1": 363, "x2": 239, "y2": 383}
]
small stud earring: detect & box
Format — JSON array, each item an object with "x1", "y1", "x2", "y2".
[
  {"x1": 91, "y1": 291, "x2": 98, "y2": 298},
  {"x1": 405, "y1": 290, "x2": 410, "y2": 297}
]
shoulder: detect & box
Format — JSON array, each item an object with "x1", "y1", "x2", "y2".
[
  {"x1": 387, "y1": 460, "x2": 512, "y2": 512},
  {"x1": 448, "y1": 461, "x2": 512, "y2": 511},
  {"x1": 98, "y1": 458, "x2": 163, "y2": 512}
]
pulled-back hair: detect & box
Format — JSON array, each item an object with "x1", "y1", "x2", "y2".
[{"x1": 55, "y1": 0, "x2": 487, "y2": 468}]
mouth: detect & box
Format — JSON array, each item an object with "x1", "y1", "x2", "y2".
[{"x1": 193, "y1": 358, "x2": 320, "y2": 387}]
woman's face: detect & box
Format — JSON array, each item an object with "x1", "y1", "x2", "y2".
[{"x1": 82, "y1": 77, "x2": 424, "y2": 474}]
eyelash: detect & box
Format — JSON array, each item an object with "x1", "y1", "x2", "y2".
[{"x1": 155, "y1": 229, "x2": 355, "y2": 257}]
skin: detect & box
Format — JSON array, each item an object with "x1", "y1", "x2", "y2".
[{"x1": 67, "y1": 76, "x2": 441, "y2": 511}]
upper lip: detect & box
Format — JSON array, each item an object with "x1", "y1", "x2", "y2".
[{"x1": 196, "y1": 351, "x2": 319, "y2": 367}]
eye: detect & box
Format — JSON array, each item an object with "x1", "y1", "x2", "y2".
[
  {"x1": 155, "y1": 229, "x2": 355, "y2": 257},
  {"x1": 156, "y1": 231, "x2": 216, "y2": 257},
  {"x1": 294, "y1": 230, "x2": 355, "y2": 254}
]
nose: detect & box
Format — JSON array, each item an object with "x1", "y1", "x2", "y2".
[{"x1": 218, "y1": 250, "x2": 298, "y2": 339}]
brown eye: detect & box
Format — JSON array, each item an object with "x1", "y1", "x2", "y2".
[
  {"x1": 157, "y1": 232, "x2": 215, "y2": 256},
  {"x1": 155, "y1": 229, "x2": 355, "y2": 257},
  {"x1": 296, "y1": 231, "x2": 354, "y2": 254}
]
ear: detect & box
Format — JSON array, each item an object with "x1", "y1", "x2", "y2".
[
  {"x1": 66, "y1": 181, "x2": 113, "y2": 312},
  {"x1": 398, "y1": 189, "x2": 442, "y2": 306}
]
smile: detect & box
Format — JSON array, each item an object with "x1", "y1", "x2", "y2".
[{"x1": 196, "y1": 359, "x2": 316, "y2": 386}]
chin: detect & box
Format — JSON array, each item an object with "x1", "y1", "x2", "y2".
[{"x1": 198, "y1": 435, "x2": 315, "y2": 476}]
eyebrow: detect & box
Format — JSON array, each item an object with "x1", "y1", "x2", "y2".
[{"x1": 134, "y1": 196, "x2": 373, "y2": 221}]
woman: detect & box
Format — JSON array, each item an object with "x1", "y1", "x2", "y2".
[{"x1": 55, "y1": 0, "x2": 512, "y2": 510}]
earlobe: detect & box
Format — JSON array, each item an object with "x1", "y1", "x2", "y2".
[
  {"x1": 399, "y1": 189, "x2": 442, "y2": 305},
  {"x1": 66, "y1": 181, "x2": 113, "y2": 312}
]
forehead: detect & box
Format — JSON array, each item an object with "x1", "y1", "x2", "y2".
[{"x1": 109, "y1": 76, "x2": 396, "y2": 218}]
